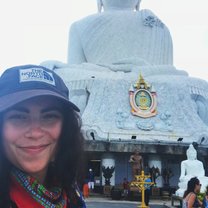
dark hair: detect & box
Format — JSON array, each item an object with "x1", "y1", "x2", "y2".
[
  {"x1": 0, "y1": 107, "x2": 84, "y2": 207},
  {"x1": 183, "y1": 177, "x2": 200, "y2": 198}
]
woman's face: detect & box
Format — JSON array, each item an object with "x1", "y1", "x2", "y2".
[
  {"x1": 2, "y1": 96, "x2": 63, "y2": 183},
  {"x1": 195, "y1": 182, "x2": 201, "y2": 193}
]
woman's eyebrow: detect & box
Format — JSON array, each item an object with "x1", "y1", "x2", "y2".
[
  {"x1": 8, "y1": 107, "x2": 29, "y2": 113},
  {"x1": 41, "y1": 106, "x2": 63, "y2": 113}
]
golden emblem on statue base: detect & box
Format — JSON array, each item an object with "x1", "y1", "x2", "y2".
[{"x1": 129, "y1": 73, "x2": 157, "y2": 118}]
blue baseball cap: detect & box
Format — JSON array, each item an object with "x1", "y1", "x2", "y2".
[{"x1": 0, "y1": 65, "x2": 79, "y2": 112}]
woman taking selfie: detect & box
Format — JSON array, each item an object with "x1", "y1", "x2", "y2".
[{"x1": 0, "y1": 65, "x2": 86, "y2": 208}]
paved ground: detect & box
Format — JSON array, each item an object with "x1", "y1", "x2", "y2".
[
  {"x1": 85, "y1": 196, "x2": 179, "y2": 208},
  {"x1": 86, "y1": 201, "x2": 167, "y2": 208}
]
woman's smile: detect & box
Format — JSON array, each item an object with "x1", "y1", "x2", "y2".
[{"x1": 18, "y1": 144, "x2": 51, "y2": 154}]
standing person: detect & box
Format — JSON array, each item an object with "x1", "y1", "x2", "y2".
[
  {"x1": 203, "y1": 187, "x2": 208, "y2": 208},
  {"x1": 144, "y1": 177, "x2": 152, "y2": 206},
  {"x1": 183, "y1": 177, "x2": 202, "y2": 208},
  {"x1": 82, "y1": 179, "x2": 89, "y2": 199},
  {"x1": 123, "y1": 177, "x2": 129, "y2": 199},
  {"x1": 88, "y1": 169, "x2": 95, "y2": 193},
  {"x1": 0, "y1": 65, "x2": 86, "y2": 208}
]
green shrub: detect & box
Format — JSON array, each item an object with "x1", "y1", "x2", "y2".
[{"x1": 197, "y1": 192, "x2": 205, "y2": 201}]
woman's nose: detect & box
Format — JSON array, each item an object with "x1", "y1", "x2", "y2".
[{"x1": 24, "y1": 118, "x2": 45, "y2": 138}]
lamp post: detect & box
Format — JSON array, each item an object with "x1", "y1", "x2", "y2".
[{"x1": 130, "y1": 170, "x2": 154, "y2": 208}]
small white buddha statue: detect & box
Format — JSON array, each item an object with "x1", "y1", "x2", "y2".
[{"x1": 176, "y1": 144, "x2": 208, "y2": 197}]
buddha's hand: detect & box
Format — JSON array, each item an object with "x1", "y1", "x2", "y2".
[
  {"x1": 40, "y1": 60, "x2": 69, "y2": 70},
  {"x1": 97, "y1": 63, "x2": 132, "y2": 72}
]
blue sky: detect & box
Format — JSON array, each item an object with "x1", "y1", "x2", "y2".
[{"x1": 0, "y1": 0, "x2": 207, "y2": 79}]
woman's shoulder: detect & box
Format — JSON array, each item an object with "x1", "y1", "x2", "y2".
[
  {"x1": 183, "y1": 193, "x2": 196, "y2": 208},
  {"x1": 189, "y1": 192, "x2": 196, "y2": 198},
  {"x1": 184, "y1": 192, "x2": 196, "y2": 201}
]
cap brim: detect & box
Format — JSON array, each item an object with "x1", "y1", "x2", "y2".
[{"x1": 0, "y1": 89, "x2": 80, "y2": 113}]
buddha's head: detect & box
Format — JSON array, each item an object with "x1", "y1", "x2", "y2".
[
  {"x1": 97, "y1": 0, "x2": 141, "y2": 12},
  {"x1": 186, "y1": 144, "x2": 197, "y2": 160}
]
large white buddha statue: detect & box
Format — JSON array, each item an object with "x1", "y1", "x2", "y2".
[
  {"x1": 176, "y1": 144, "x2": 208, "y2": 197},
  {"x1": 41, "y1": 0, "x2": 208, "y2": 144},
  {"x1": 68, "y1": 0, "x2": 173, "y2": 66},
  {"x1": 42, "y1": 0, "x2": 178, "y2": 73}
]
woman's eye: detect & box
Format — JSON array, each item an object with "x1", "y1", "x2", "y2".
[
  {"x1": 42, "y1": 112, "x2": 62, "y2": 122},
  {"x1": 8, "y1": 114, "x2": 28, "y2": 120},
  {"x1": 43, "y1": 114, "x2": 57, "y2": 120},
  {"x1": 6, "y1": 113, "x2": 29, "y2": 126}
]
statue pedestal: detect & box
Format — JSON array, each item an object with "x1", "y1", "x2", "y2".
[{"x1": 103, "y1": 185, "x2": 112, "y2": 196}]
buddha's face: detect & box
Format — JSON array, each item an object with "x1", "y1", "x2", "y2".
[
  {"x1": 101, "y1": 0, "x2": 141, "y2": 10},
  {"x1": 187, "y1": 150, "x2": 197, "y2": 160}
]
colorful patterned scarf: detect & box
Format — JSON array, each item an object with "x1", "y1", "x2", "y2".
[{"x1": 11, "y1": 168, "x2": 66, "y2": 208}]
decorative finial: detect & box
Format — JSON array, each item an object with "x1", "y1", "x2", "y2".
[{"x1": 134, "y1": 72, "x2": 148, "y2": 90}]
